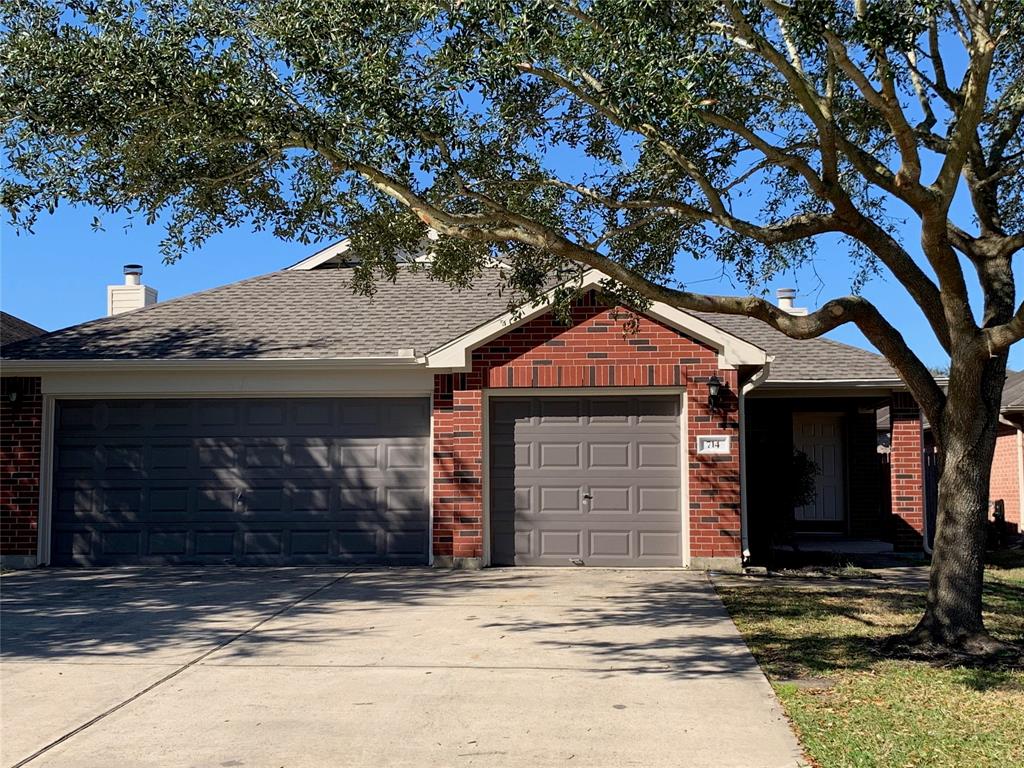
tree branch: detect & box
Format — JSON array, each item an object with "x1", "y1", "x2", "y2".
[
  {"x1": 984, "y1": 303, "x2": 1024, "y2": 352},
  {"x1": 310, "y1": 140, "x2": 946, "y2": 421}
]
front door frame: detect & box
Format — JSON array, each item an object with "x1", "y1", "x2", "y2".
[{"x1": 792, "y1": 410, "x2": 848, "y2": 533}]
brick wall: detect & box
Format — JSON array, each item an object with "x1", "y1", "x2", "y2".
[
  {"x1": 890, "y1": 392, "x2": 925, "y2": 550},
  {"x1": 1, "y1": 377, "x2": 42, "y2": 562},
  {"x1": 990, "y1": 422, "x2": 1021, "y2": 533},
  {"x1": 431, "y1": 295, "x2": 741, "y2": 566}
]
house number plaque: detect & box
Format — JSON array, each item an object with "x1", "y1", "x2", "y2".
[{"x1": 696, "y1": 435, "x2": 731, "y2": 455}]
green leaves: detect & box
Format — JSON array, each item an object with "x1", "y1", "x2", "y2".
[{"x1": 1, "y1": 0, "x2": 1021, "y2": 311}]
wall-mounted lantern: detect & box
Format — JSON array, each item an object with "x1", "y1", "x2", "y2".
[{"x1": 707, "y1": 375, "x2": 723, "y2": 413}]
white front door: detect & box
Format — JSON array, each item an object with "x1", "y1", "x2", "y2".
[{"x1": 792, "y1": 412, "x2": 845, "y2": 524}]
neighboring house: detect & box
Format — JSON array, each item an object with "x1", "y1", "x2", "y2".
[
  {"x1": 0, "y1": 311, "x2": 46, "y2": 346},
  {"x1": 878, "y1": 371, "x2": 1024, "y2": 538},
  {"x1": 0, "y1": 245, "x2": 928, "y2": 570},
  {"x1": 991, "y1": 371, "x2": 1023, "y2": 534}
]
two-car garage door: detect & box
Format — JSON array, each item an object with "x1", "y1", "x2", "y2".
[{"x1": 50, "y1": 397, "x2": 430, "y2": 566}]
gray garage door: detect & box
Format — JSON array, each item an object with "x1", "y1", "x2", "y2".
[
  {"x1": 51, "y1": 397, "x2": 429, "y2": 566},
  {"x1": 490, "y1": 396, "x2": 682, "y2": 567}
]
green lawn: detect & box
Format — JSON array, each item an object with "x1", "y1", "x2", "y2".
[{"x1": 716, "y1": 555, "x2": 1024, "y2": 768}]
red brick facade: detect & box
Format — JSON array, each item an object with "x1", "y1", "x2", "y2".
[
  {"x1": 431, "y1": 295, "x2": 741, "y2": 566},
  {"x1": 0, "y1": 308, "x2": 935, "y2": 569},
  {"x1": 890, "y1": 392, "x2": 925, "y2": 550},
  {"x1": 1, "y1": 377, "x2": 42, "y2": 561},
  {"x1": 990, "y1": 423, "x2": 1022, "y2": 533}
]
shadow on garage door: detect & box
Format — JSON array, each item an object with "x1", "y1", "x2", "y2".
[{"x1": 49, "y1": 397, "x2": 430, "y2": 566}]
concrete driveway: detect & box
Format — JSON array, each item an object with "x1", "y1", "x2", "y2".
[{"x1": 1, "y1": 568, "x2": 803, "y2": 768}]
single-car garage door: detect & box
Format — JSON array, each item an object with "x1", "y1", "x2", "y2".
[
  {"x1": 490, "y1": 395, "x2": 683, "y2": 566},
  {"x1": 50, "y1": 397, "x2": 429, "y2": 566}
]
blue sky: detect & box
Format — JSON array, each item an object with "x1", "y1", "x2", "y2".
[{"x1": 1, "y1": 203, "x2": 1021, "y2": 371}]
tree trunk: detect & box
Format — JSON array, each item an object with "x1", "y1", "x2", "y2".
[{"x1": 908, "y1": 351, "x2": 1008, "y2": 654}]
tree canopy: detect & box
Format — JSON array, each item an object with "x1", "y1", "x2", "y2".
[{"x1": 2, "y1": 0, "x2": 1023, "y2": 425}]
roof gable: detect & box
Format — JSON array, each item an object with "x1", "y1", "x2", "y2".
[{"x1": 424, "y1": 269, "x2": 768, "y2": 371}]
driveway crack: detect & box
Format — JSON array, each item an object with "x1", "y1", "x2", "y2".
[{"x1": 8, "y1": 570, "x2": 354, "y2": 768}]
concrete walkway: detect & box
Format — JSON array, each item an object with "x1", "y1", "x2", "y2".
[{"x1": 1, "y1": 568, "x2": 803, "y2": 768}]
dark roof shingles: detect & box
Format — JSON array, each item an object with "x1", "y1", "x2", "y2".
[
  {"x1": 0, "y1": 311, "x2": 46, "y2": 347},
  {"x1": 691, "y1": 311, "x2": 898, "y2": 382},
  {"x1": 2, "y1": 267, "x2": 898, "y2": 384},
  {"x1": 1002, "y1": 370, "x2": 1024, "y2": 411},
  {"x1": 0, "y1": 270, "x2": 513, "y2": 361}
]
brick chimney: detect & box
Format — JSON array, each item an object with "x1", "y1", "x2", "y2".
[{"x1": 107, "y1": 264, "x2": 157, "y2": 316}]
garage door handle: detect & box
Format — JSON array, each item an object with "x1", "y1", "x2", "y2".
[{"x1": 582, "y1": 493, "x2": 593, "y2": 500}]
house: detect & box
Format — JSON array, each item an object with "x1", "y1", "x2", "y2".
[
  {"x1": 0, "y1": 245, "x2": 928, "y2": 570},
  {"x1": 1, "y1": 311, "x2": 46, "y2": 346},
  {"x1": 990, "y1": 371, "x2": 1023, "y2": 534},
  {"x1": 877, "y1": 371, "x2": 1023, "y2": 539}
]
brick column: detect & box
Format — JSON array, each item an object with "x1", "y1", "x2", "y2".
[
  {"x1": 431, "y1": 374, "x2": 484, "y2": 568},
  {"x1": 1, "y1": 377, "x2": 43, "y2": 568},
  {"x1": 890, "y1": 392, "x2": 925, "y2": 550},
  {"x1": 686, "y1": 369, "x2": 742, "y2": 569}
]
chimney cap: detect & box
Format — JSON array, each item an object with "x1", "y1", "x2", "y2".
[
  {"x1": 123, "y1": 264, "x2": 143, "y2": 275},
  {"x1": 776, "y1": 287, "x2": 796, "y2": 300}
]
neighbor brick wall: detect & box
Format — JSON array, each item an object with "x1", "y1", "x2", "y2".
[
  {"x1": 890, "y1": 392, "x2": 925, "y2": 550},
  {"x1": 990, "y1": 423, "x2": 1021, "y2": 533},
  {"x1": 1, "y1": 377, "x2": 42, "y2": 559},
  {"x1": 431, "y1": 293, "x2": 742, "y2": 565}
]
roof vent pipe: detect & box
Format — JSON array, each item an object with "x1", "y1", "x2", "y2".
[
  {"x1": 123, "y1": 264, "x2": 143, "y2": 286},
  {"x1": 775, "y1": 288, "x2": 808, "y2": 316}
]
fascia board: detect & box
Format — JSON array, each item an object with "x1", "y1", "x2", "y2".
[
  {"x1": 0, "y1": 356, "x2": 423, "y2": 375},
  {"x1": 286, "y1": 239, "x2": 353, "y2": 270}
]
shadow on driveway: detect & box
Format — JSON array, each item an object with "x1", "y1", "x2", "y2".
[{"x1": 3, "y1": 568, "x2": 756, "y2": 678}]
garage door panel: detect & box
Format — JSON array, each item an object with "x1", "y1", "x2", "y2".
[
  {"x1": 637, "y1": 442, "x2": 679, "y2": 468},
  {"x1": 639, "y1": 486, "x2": 681, "y2": 514},
  {"x1": 490, "y1": 395, "x2": 682, "y2": 567},
  {"x1": 638, "y1": 531, "x2": 681, "y2": 557},
  {"x1": 588, "y1": 442, "x2": 630, "y2": 469},
  {"x1": 149, "y1": 531, "x2": 189, "y2": 555},
  {"x1": 587, "y1": 486, "x2": 632, "y2": 513},
  {"x1": 590, "y1": 530, "x2": 631, "y2": 557},
  {"x1": 539, "y1": 529, "x2": 582, "y2": 557},
  {"x1": 538, "y1": 486, "x2": 580, "y2": 512},
  {"x1": 51, "y1": 397, "x2": 429, "y2": 566}
]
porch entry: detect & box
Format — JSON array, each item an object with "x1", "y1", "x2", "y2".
[{"x1": 792, "y1": 411, "x2": 845, "y2": 527}]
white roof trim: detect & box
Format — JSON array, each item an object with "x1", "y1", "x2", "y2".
[
  {"x1": 287, "y1": 239, "x2": 353, "y2": 270},
  {"x1": 423, "y1": 269, "x2": 769, "y2": 371}
]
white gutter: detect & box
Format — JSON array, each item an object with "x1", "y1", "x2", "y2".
[
  {"x1": 739, "y1": 360, "x2": 773, "y2": 563},
  {"x1": 756, "y1": 376, "x2": 950, "y2": 391},
  {"x1": 0, "y1": 356, "x2": 425, "y2": 375}
]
